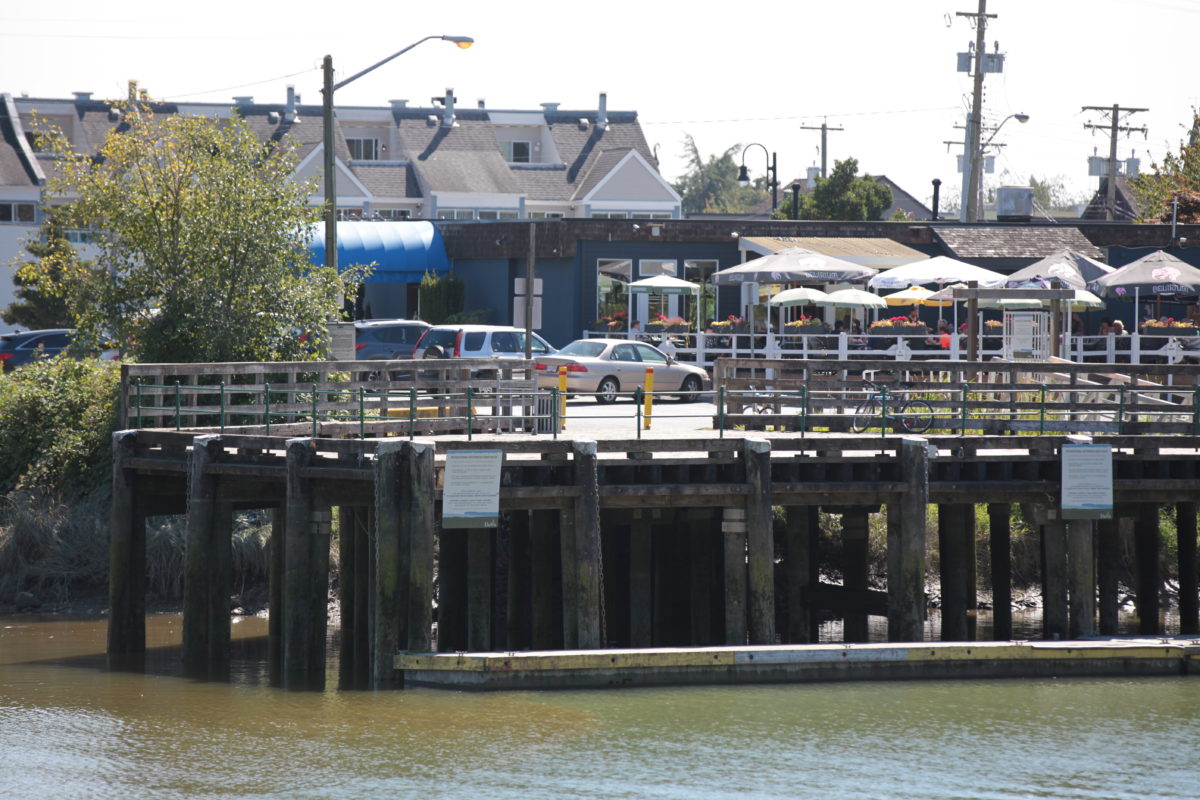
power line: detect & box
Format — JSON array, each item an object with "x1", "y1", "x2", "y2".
[
  {"x1": 163, "y1": 66, "x2": 320, "y2": 101},
  {"x1": 641, "y1": 106, "x2": 958, "y2": 126}
]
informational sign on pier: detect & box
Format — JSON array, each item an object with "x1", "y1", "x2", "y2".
[
  {"x1": 442, "y1": 450, "x2": 504, "y2": 528},
  {"x1": 1061, "y1": 443, "x2": 1113, "y2": 519}
]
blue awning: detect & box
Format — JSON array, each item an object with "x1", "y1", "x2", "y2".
[{"x1": 308, "y1": 221, "x2": 450, "y2": 283}]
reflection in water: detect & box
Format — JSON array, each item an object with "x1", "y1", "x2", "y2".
[{"x1": 2, "y1": 613, "x2": 1198, "y2": 799}]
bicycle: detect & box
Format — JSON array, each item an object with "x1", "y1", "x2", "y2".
[{"x1": 850, "y1": 379, "x2": 933, "y2": 433}]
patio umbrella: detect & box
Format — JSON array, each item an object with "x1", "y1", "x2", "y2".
[
  {"x1": 868, "y1": 255, "x2": 1006, "y2": 290},
  {"x1": 1087, "y1": 250, "x2": 1200, "y2": 330},
  {"x1": 883, "y1": 286, "x2": 954, "y2": 308},
  {"x1": 818, "y1": 288, "x2": 888, "y2": 309},
  {"x1": 711, "y1": 247, "x2": 878, "y2": 285},
  {"x1": 1006, "y1": 247, "x2": 1114, "y2": 290},
  {"x1": 625, "y1": 275, "x2": 700, "y2": 334},
  {"x1": 766, "y1": 287, "x2": 831, "y2": 307}
]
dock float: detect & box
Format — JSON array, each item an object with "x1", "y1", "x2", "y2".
[{"x1": 396, "y1": 638, "x2": 1200, "y2": 690}]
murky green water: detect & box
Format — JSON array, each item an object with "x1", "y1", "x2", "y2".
[{"x1": 2, "y1": 614, "x2": 1197, "y2": 799}]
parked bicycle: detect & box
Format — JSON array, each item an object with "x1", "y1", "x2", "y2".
[{"x1": 850, "y1": 379, "x2": 933, "y2": 433}]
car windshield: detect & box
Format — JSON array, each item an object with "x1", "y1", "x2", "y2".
[{"x1": 559, "y1": 341, "x2": 606, "y2": 358}]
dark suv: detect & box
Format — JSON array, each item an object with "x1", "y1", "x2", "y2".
[
  {"x1": 354, "y1": 319, "x2": 431, "y2": 360},
  {"x1": 0, "y1": 329, "x2": 72, "y2": 371}
]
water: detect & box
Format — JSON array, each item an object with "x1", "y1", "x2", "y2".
[{"x1": 2, "y1": 614, "x2": 1198, "y2": 799}]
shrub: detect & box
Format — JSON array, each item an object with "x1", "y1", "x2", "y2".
[{"x1": 0, "y1": 357, "x2": 120, "y2": 493}]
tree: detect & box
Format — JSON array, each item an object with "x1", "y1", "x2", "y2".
[
  {"x1": 27, "y1": 99, "x2": 363, "y2": 362},
  {"x1": 1130, "y1": 112, "x2": 1200, "y2": 223},
  {"x1": 3, "y1": 214, "x2": 85, "y2": 330},
  {"x1": 672, "y1": 135, "x2": 768, "y2": 215},
  {"x1": 773, "y1": 158, "x2": 892, "y2": 221},
  {"x1": 1028, "y1": 174, "x2": 1088, "y2": 212}
]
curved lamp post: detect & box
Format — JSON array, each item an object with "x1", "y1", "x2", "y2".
[
  {"x1": 737, "y1": 143, "x2": 778, "y2": 212},
  {"x1": 964, "y1": 112, "x2": 1029, "y2": 222},
  {"x1": 322, "y1": 35, "x2": 473, "y2": 271}
]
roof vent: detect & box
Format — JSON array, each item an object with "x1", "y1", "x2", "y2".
[
  {"x1": 73, "y1": 91, "x2": 92, "y2": 103},
  {"x1": 232, "y1": 96, "x2": 253, "y2": 105},
  {"x1": 578, "y1": 118, "x2": 589, "y2": 131},
  {"x1": 436, "y1": 88, "x2": 457, "y2": 127},
  {"x1": 596, "y1": 92, "x2": 608, "y2": 130},
  {"x1": 389, "y1": 99, "x2": 409, "y2": 111},
  {"x1": 284, "y1": 85, "x2": 298, "y2": 123},
  {"x1": 541, "y1": 102, "x2": 560, "y2": 112},
  {"x1": 477, "y1": 99, "x2": 486, "y2": 109},
  {"x1": 267, "y1": 111, "x2": 281, "y2": 125},
  {"x1": 108, "y1": 107, "x2": 122, "y2": 122},
  {"x1": 427, "y1": 115, "x2": 439, "y2": 127}
]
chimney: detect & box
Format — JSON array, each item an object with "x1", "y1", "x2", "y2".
[
  {"x1": 477, "y1": 99, "x2": 486, "y2": 109},
  {"x1": 596, "y1": 92, "x2": 608, "y2": 129},
  {"x1": 441, "y1": 88, "x2": 456, "y2": 127},
  {"x1": 285, "y1": 85, "x2": 298, "y2": 122},
  {"x1": 389, "y1": 99, "x2": 408, "y2": 112},
  {"x1": 232, "y1": 96, "x2": 253, "y2": 105},
  {"x1": 73, "y1": 91, "x2": 92, "y2": 103},
  {"x1": 541, "y1": 102, "x2": 560, "y2": 113}
]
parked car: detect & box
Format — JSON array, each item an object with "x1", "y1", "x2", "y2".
[
  {"x1": 413, "y1": 324, "x2": 555, "y2": 360},
  {"x1": 535, "y1": 338, "x2": 709, "y2": 403},
  {"x1": 354, "y1": 319, "x2": 431, "y2": 360},
  {"x1": 0, "y1": 329, "x2": 73, "y2": 371}
]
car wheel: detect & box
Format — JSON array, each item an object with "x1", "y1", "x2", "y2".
[
  {"x1": 678, "y1": 375, "x2": 701, "y2": 402},
  {"x1": 595, "y1": 377, "x2": 620, "y2": 404}
]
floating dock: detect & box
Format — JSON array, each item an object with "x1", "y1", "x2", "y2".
[{"x1": 397, "y1": 638, "x2": 1200, "y2": 690}]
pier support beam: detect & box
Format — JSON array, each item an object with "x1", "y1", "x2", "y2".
[
  {"x1": 785, "y1": 506, "x2": 820, "y2": 643},
  {"x1": 372, "y1": 439, "x2": 435, "y2": 688},
  {"x1": 571, "y1": 440, "x2": 603, "y2": 648},
  {"x1": 889, "y1": 438, "x2": 928, "y2": 643},
  {"x1": 1134, "y1": 504, "x2": 1162, "y2": 635},
  {"x1": 182, "y1": 435, "x2": 233, "y2": 675},
  {"x1": 1067, "y1": 518, "x2": 1096, "y2": 639},
  {"x1": 744, "y1": 438, "x2": 775, "y2": 645},
  {"x1": 1179, "y1": 502, "x2": 1198, "y2": 636},
  {"x1": 108, "y1": 431, "x2": 146, "y2": 658},
  {"x1": 1042, "y1": 518, "x2": 1069, "y2": 640},
  {"x1": 282, "y1": 438, "x2": 331, "y2": 689},
  {"x1": 939, "y1": 503, "x2": 974, "y2": 641},
  {"x1": 722, "y1": 506, "x2": 747, "y2": 645},
  {"x1": 841, "y1": 508, "x2": 870, "y2": 642},
  {"x1": 987, "y1": 503, "x2": 1012, "y2": 641}
]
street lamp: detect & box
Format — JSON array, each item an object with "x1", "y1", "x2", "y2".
[
  {"x1": 322, "y1": 35, "x2": 473, "y2": 271},
  {"x1": 737, "y1": 143, "x2": 778, "y2": 212},
  {"x1": 963, "y1": 111, "x2": 1029, "y2": 223}
]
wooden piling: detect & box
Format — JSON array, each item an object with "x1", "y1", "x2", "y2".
[
  {"x1": 467, "y1": 528, "x2": 494, "y2": 651},
  {"x1": 1134, "y1": 504, "x2": 1161, "y2": 635},
  {"x1": 108, "y1": 431, "x2": 145, "y2": 656},
  {"x1": 1067, "y1": 518, "x2": 1096, "y2": 638},
  {"x1": 405, "y1": 441, "x2": 436, "y2": 653},
  {"x1": 1042, "y1": 518, "x2": 1069, "y2": 640},
  {"x1": 183, "y1": 435, "x2": 230, "y2": 672},
  {"x1": 572, "y1": 440, "x2": 603, "y2": 648},
  {"x1": 889, "y1": 438, "x2": 928, "y2": 643},
  {"x1": 283, "y1": 438, "x2": 323, "y2": 688},
  {"x1": 722, "y1": 505, "x2": 747, "y2": 646},
  {"x1": 938, "y1": 504, "x2": 971, "y2": 641},
  {"x1": 744, "y1": 438, "x2": 775, "y2": 645},
  {"x1": 372, "y1": 440, "x2": 404, "y2": 685},
  {"x1": 785, "y1": 505, "x2": 820, "y2": 643},
  {"x1": 987, "y1": 502, "x2": 1012, "y2": 640},
  {"x1": 1096, "y1": 517, "x2": 1120, "y2": 635},
  {"x1": 1179, "y1": 502, "x2": 1198, "y2": 635},
  {"x1": 842, "y1": 508, "x2": 870, "y2": 642}
]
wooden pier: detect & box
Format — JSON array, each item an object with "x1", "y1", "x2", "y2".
[{"x1": 107, "y1": 423, "x2": 1200, "y2": 690}]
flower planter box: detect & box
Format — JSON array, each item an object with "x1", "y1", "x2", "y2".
[
  {"x1": 868, "y1": 326, "x2": 926, "y2": 337},
  {"x1": 1143, "y1": 327, "x2": 1198, "y2": 337},
  {"x1": 784, "y1": 324, "x2": 828, "y2": 335}
]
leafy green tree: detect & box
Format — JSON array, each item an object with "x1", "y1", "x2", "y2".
[
  {"x1": 1130, "y1": 112, "x2": 1200, "y2": 223},
  {"x1": 672, "y1": 135, "x2": 768, "y2": 215},
  {"x1": 2, "y1": 214, "x2": 84, "y2": 330},
  {"x1": 773, "y1": 158, "x2": 892, "y2": 221},
  {"x1": 28, "y1": 99, "x2": 363, "y2": 362},
  {"x1": 1028, "y1": 174, "x2": 1088, "y2": 212}
]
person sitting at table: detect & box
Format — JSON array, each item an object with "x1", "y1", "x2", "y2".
[
  {"x1": 848, "y1": 320, "x2": 867, "y2": 349},
  {"x1": 926, "y1": 319, "x2": 953, "y2": 350}
]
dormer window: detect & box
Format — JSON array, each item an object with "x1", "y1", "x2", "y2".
[
  {"x1": 346, "y1": 137, "x2": 379, "y2": 161},
  {"x1": 500, "y1": 141, "x2": 531, "y2": 163}
]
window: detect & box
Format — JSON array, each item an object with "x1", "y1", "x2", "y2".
[
  {"x1": 66, "y1": 229, "x2": 98, "y2": 244},
  {"x1": 639, "y1": 259, "x2": 677, "y2": 278},
  {"x1": 500, "y1": 141, "x2": 531, "y2": 163},
  {"x1": 336, "y1": 208, "x2": 364, "y2": 220},
  {"x1": 597, "y1": 259, "x2": 631, "y2": 322},
  {"x1": 0, "y1": 202, "x2": 35, "y2": 223},
  {"x1": 529, "y1": 212, "x2": 564, "y2": 220},
  {"x1": 591, "y1": 211, "x2": 627, "y2": 219},
  {"x1": 436, "y1": 209, "x2": 475, "y2": 220},
  {"x1": 346, "y1": 138, "x2": 378, "y2": 161},
  {"x1": 612, "y1": 344, "x2": 639, "y2": 362},
  {"x1": 635, "y1": 344, "x2": 668, "y2": 364},
  {"x1": 631, "y1": 212, "x2": 672, "y2": 219},
  {"x1": 374, "y1": 209, "x2": 411, "y2": 221},
  {"x1": 477, "y1": 210, "x2": 519, "y2": 220}
]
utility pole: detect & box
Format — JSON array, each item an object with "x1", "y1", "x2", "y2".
[
  {"x1": 1083, "y1": 104, "x2": 1148, "y2": 221},
  {"x1": 957, "y1": 0, "x2": 995, "y2": 223},
  {"x1": 799, "y1": 120, "x2": 844, "y2": 178}
]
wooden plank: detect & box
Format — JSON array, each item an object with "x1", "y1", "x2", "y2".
[
  {"x1": 743, "y1": 439, "x2": 775, "y2": 646},
  {"x1": 572, "y1": 440, "x2": 603, "y2": 649},
  {"x1": 1067, "y1": 518, "x2": 1096, "y2": 638},
  {"x1": 182, "y1": 435, "x2": 221, "y2": 673}
]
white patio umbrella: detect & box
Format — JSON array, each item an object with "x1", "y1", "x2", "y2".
[
  {"x1": 766, "y1": 287, "x2": 831, "y2": 307},
  {"x1": 626, "y1": 275, "x2": 700, "y2": 335},
  {"x1": 868, "y1": 255, "x2": 1007, "y2": 290},
  {"x1": 817, "y1": 288, "x2": 888, "y2": 309},
  {"x1": 712, "y1": 247, "x2": 877, "y2": 285}
]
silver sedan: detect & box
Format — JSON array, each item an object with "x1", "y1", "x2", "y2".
[{"x1": 536, "y1": 338, "x2": 709, "y2": 403}]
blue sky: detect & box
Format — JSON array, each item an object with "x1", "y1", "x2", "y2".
[{"x1": 3, "y1": 0, "x2": 1197, "y2": 209}]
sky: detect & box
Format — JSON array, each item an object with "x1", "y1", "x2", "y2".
[{"x1": 3, "y1": 0, "x2": 1198, "y2": 212}]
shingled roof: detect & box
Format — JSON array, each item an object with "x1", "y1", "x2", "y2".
[{"x1": 931, "y1": 226, "x2": 1103, "y2": 260}]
